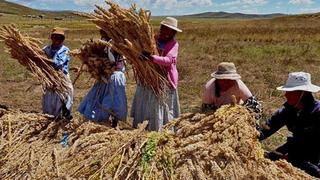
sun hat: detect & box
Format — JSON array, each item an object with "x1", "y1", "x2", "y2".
[
  {"x1": 277, "y1": 72, "x2": 320, "y2": 93},
  {"x1": 160, "y1": 17, "x2": 182, "y2": 32},
  {"x1": 211, "y1": 62, "x2": 241, "y2": 80},
  {"x1": 51, "y1": 27, "x2": 65, "y2": 37}
]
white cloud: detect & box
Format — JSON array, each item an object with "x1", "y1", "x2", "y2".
[
  {"x1": 73, "y1": 0, "x2": 212, "y2": 11},
  {"x1": 220, "y1": 0, "x2": 267, "y2": 6},
  {"x1": 74, "y1": 0, "x2": 99, "y2": 6},
  {"x1": 220, "y1": 0, "x2": 240, "y2": 6},
  {"x1": 73, "y1": 0, "x2": 107, "y2": 7},
  {"x1": 299, "y1": 7, "x2": 320, "y2": 13},
  {"x1": 223, "y1": 4, "x2": 260, "y2": 14},
  {"x1": 148, "y1": 0, "x2": 213, "y2": 10},
  {"x1": 180, "y1": 0, "x2": 213, "y2": 7},
  {"x1": 219, "y1": 0, "x2": 267, "y2": 14},
  {"x1": 289, "y1": 0, "x2": 314, "y2": 5},
  {"x1": 242, "y1": 0, "x2": 267, "y2": 4}
]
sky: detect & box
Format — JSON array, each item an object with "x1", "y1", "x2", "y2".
[{"x1": 7, "y1": 0, "x2": 320, "y2": 16}]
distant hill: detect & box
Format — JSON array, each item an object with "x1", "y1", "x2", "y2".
[
  {"x1": 0, "y1": 0, "x2": 40, "y2": 15},
  {"x1": 0, "y1": 0, "x2": 76, "y2": 18},
  {"x1": 2, "y1": 0, "x2": 318, "y2": 20},
  {"x1": 275, "y1": 12, "x2": 320, "y2": 20},
  {"x1": 183, "y1": 12, "x2": 287, "y2": 19}
]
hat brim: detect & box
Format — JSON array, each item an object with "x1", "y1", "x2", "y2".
[
  {"x1": 51, "y1": 32, "x2": 65, "y2": 37},
  {"x1": 211, "y1": 72, "x2": 241, "y2": 80},
  {"x1": 161, "y1": 23, "x2": 182, "y2": 32},
  {"x1": 277, "y1": 84, "x2": 320, "y2": 93}
]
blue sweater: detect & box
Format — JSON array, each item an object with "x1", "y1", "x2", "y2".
[{"x1": 43, "y1": 45, "x2": 70, "y2": 75}]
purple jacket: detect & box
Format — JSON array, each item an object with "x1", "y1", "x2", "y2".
[{"x1": 151, "y1": 39, "x2": 179, "y2": 89}]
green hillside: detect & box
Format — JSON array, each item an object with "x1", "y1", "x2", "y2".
[
  {"x1": 0, "y1": 0, "x2": 76, "y2": 18},
  {"x1": 0, "y1": 0, "x2": 41, "y2": 15}
]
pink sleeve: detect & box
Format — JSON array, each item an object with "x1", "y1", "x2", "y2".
[
  {"x1": 237, "y1": 80, "x2": 253, "y2": 101},
  {"x1": 151, "y1": 42, "x2": 178, "y2": 67},
  {"x1": 202, "y1": 79, "x2": 215, "y2": 104}
]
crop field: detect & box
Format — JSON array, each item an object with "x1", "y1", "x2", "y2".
[{"x1": 1, "y1": 12, "x2": 320, "y2": 167}]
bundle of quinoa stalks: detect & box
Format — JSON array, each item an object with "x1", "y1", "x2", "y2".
[
  {"x1": 0, "y1": 25, "x2": 71, "y2": 100},
  {"x1": 78, "y1": 1, "x2": 169, "y2": 97},
  {"x1": 72, "y1": 39, "x2": 117, "y2": 81}
]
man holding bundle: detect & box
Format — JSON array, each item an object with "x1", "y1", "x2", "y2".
[
  {"x1": 42, "y1": 27, "x2": 73, "y2": 120},
  {"x1": 132, "y1": 17, "x2": 182, "y2": 131},
  {"x1": 78, "y1": 29, "x2": 127, "y2": 128}
]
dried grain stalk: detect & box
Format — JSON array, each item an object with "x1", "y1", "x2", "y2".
[
  {"x1": 77, "y1": 1, "x2": 169, "y2": 97},
  {"x1": 0, "y1": 25, "x2": 71, "y2": 100},
  {"x1": 71, "y1": 39, "x2": 117, "y2": 81}
]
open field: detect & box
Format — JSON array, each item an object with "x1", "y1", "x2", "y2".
[{"x1": 1, "y1": 14, "x2": 320, "y2": 150}]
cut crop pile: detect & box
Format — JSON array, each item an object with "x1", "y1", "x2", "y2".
[{"x1": 0, "y1": 104, "x2": 313, "y2": 179}]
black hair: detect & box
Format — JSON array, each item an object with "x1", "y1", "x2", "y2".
[
  {"x1": 300, "y1": 92, "x2": 315, "y2": 107},
  {"x1": 51, "y1": 34, "x2": 65, "y2": 41},
  {"x1": 159, "y1": 25, "x2": 177, "y2": 40}
]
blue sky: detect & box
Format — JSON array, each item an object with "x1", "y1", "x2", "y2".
[{"x1": 7, "y1": 0, "x2": 320, "y2": 15}]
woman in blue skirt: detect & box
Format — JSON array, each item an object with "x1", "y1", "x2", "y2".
[{"x1": 78, "y1": 30, "x2": 127, "y2": 127}]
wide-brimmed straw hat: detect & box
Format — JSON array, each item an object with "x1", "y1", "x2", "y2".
[
  {"x1": 211, "y1": 62, "x2": 241, "y2": 80},
  {"x1": 277, "y1": 72, "x2": 320, "y2": 93},
  {"x1": 160, "y1": 17, "x2": 182, "y2": 32},
  {"x1": 51, "y1": 27, "x2": 65, "y2": 37}
]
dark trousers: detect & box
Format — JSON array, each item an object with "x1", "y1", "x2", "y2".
[{"x1": 266, "y1": 142, "x2": 320, "y2": 178}]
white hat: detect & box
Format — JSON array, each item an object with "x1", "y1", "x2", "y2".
[
  {"x1": 211, "y1": 62, "x2": 241, "y2": 80},
  {"x1": 160, "y1": 17, "x2": 182, "y2": 32},
  {"x1": 277, "y1": 72, "x2": 320, "y2": 93}
]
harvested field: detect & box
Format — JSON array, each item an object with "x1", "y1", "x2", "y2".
[{"x1": 1, "y1": 1, "x2": 320, "y2": 179}]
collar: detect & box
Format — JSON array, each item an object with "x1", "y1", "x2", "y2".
[
  {"x1": 284, "y1": 100, "x2": 319, "y2": 113},
  {"x1": 50, "y1": 44, "x2": 63, "y2": 51}
]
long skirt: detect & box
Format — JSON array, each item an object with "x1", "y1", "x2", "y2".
[
  {"x1": 78, "y1": 71, "x2": 127, "y2": 122},
  {"x1": 42, "y1": 74, "x2": 74, "y2": 117},
  {"x1": 131, "y1": 85, "x2": 180, "y2": 131}
]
